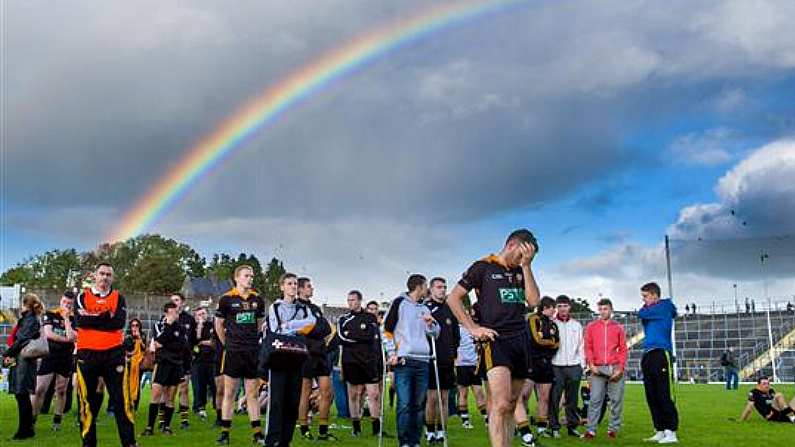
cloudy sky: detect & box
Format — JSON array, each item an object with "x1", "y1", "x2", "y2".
[{"x1": 4, "y1": 0, "x2": 795, "y2": 309}]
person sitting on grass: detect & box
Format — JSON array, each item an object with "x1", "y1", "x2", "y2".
[{"x1": 740, "y1": 376, "x2": 795, "y2": 424}]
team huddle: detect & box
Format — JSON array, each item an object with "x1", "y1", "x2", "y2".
[{"x1": 5, "y1": 229, "x2": 795, "y2": 447}]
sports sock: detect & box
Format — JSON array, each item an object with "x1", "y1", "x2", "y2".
[
  {"x1": 163, "y1": 405, "x2": 175, "y2": 428},
  {"x1": 147, "y1": 403, "x2": 159, "y2": 429},
  {"x1": 251, "y1": 420, "x2": 263, "y2": 439},
  {"x1": 220, "y1": 419, "x2": 232, "y2": 434},
  {"x1": 517, "y1": 420, "x2": 531, "y2": 436}
]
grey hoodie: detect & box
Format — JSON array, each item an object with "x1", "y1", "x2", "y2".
[{"x1": 383, "y1": 293, "x2": 439, "y2": 361}]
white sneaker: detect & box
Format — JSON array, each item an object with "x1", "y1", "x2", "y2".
[
  {"x1": 462, "y1": 420, "x2": 474, "y2": 429},
  {"x1": 658, "y1": 430, "x2": 678, "y2": 444},
  {"x1": 425, "y1": 431, "x2": 435, "y2": 443},
  {"x1": 520, "y1": 433, "x2": 536, "y2": 447},
  {"x1": 644, "y1": 431, "x2": 664, "y2": 442},
  {"x1": 435, "y1": 431, "x2": 445, "y2": 442}
]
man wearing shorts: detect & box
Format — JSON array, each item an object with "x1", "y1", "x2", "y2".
[
  {"x1": 447, "y1": 229, "x2": 541, "y2": 447},
  {"x1": 142, "y1": 302, "x2": 187, "y2": 436},
  {"x1": 338, "y1": 290, "x2": 382, "y2": 437},
  {"x1": 214, "y1": 265, "x2": 266, "y2": 445},
  {"x1": 525, "y1": 296, "x2": 559, "y2": 440},
  {"x1": 740, "y1": 376, "x2": 795, "y2": 424},
  {"x1": 424, "y1": 277, "x2": 459, "y2": 445},
  {"x1": 456, "y1": 318, "x2": 487, "y2": 429},
  {"x1": 33, "y1": 291, "x2": 77, "y2": 431},
  {"x1": 296, "y1": 277, "x2": 334, "y2": 441},
  {"x1": 169, "y1": 293, "x2": 197, "y2": 429}
]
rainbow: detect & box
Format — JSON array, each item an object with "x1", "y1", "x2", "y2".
[{"x1": 110, "y1": 0, "x2": 528, "y2": 242}]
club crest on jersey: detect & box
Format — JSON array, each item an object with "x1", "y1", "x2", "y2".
[
  {"x1": 242, "y1": 302, "x2": 250, "y2": 310},
  {"x1": 360, "y1": 323, "x2": 366, "y2": 330},
  {"x1": 446, "y1": 318, "x2": 452, "y2": 326}
]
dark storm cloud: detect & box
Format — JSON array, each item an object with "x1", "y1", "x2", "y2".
[{"x1": 6, "y1": 0, "x2": 795, "y2": 229}]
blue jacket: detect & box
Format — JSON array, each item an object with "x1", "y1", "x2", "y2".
[{"x1": 639, "y1": 299, "x2": 677, "y2": 353}]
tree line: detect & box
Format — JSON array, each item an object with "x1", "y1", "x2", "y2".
[{"x1": 0, "y1": 234, "x2": 286, "y2": 300}]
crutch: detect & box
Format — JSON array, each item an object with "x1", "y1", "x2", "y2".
[
  {"x1": 430, "y1": 339, "x2": 449, "y2": 447},
  {"x1": 379, "y1": 338, "x2": 388, "y2": 447}
]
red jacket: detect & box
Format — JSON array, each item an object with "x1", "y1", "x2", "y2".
[{"x1": 584, "y1": 319, "x2": 627, "y2": 368}]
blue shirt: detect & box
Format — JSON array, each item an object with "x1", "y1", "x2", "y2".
[{"x1": 639, "y1": 299, "x2": 677, "y2": 353}]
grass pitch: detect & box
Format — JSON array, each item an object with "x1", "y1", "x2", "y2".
[{"x1": 1, "y1": 383, "x2": 793, "y2": 446}]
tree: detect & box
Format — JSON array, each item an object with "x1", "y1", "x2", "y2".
[
  {"x1": 571, "y1": 297, "x2": 593, "y2": 315},
  {"x1": 90, "y1": 234, "x2": 207, "y2": 294},
  {"x1": 0, "y1": 264, "x2": 33, "y2": 286},
  {"x1": 205, "y1": 252, "x2": 267, "y2": 293},
  {"x1": 262, "y1": 257, "x2": 286, "y2": 303},
  {"x1": 0, "y1": 249, "x2": 82, "y2": 290}
]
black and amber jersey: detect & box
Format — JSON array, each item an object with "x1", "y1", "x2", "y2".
[
  {"x1": 749, "y1": 387, "x2": 776, "y2": 418},
  {"x1": 337, "y1": 310, "x2": 379, "y2": 364},
  {"x1": 528, "y1": 313, "x2": 559, "y2": 359},
  {"x1": 298, "y1": 298, "x2": 332, "y2": 356},
  {"x1": 215, "y1": 289, "x2": 265, "y2": 352},
  {"x1": 458, "y1": 255, "x2": 528, "y2": 335},
  {"x1": 153, "y1": 319, "x2": 189, "y2": 365},
  {"x1": 426, "y1": 299, "x2": 460, "y2": 366},
  {"x1": 42, "y1": 308, "x2": 75, "y2": 357}
]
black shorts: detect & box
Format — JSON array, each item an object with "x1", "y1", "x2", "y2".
[
  {"x1": 428, "y1": 363, "x2": 456, "y2": 390},
  {"x1": 221, "y1": 350, "x2": 258, "y2": 380},
  {"x1": 768, "y1": 409, "x2": 792, "y2": 423},
  {"x1": 38, "y1": 355, "x2": 74, "y2": 378},
  {"x1": 153, "y1": 362, "x2": 183, "y2": 386},
  {"x1": 529, "y1": 356, "x2": 554, "y2": 384},
  {"x1": 342, "y1": 361, "x2": 381, "y2": 385},
  {"x1": 479, "y1": 330, "x2": 532, "y2": 380},
  {"x1": 456, "y1": 366, "x2": 482, "y2": 387},
  {"x1": 302, "y1": 354, "x2": 331, "y2": 379}
]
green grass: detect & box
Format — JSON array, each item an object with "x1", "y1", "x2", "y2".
[{"x1": 1, "y1": 383, "x2": 793, "y2": 446}]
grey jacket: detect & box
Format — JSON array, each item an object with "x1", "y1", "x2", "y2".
[
  {"x1": 383, "y1": 293, "x2": 439, "y2": 361},
  {"x1": 267, "y1": 299, "x2": 317, "y2": 336}
]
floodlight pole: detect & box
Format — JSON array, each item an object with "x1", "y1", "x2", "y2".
[
  {"x1": 665, "y1": 235, "x2": 679, "y2": 382},
  {"x1": 761, "y1": 251, "x2": 779, "y2": 383}
]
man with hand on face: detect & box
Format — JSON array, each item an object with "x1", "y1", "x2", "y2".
[
  {"x1": 338, "y1": 290, "x2": 383, "y2": 438},
  {"x1": 295, "y1": 277, "x2": 334, "y2": 441},
  {"x1": 214, "y1": 265, "x2": 267, "y2": 446},
  {"x1": 582, "y1": 298, "x2": 627, "y2": 440},
  {"x1": 142, "y1": 301, "x2": 187, "y2": 437},
  {"x1": 32, "y1": 291, "x2": 77, "y2": 431},
  {"x1": 446, "y1": 229, "x2": 540, "y2": 447},
  {"x1": 424, "y1": 277, "x2": 460, "y2": 445}
]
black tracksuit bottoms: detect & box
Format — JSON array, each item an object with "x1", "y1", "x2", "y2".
[
  {"x1": 641, "y1": 349, "x2": 679, "y2": 432},
  {"x1": 265, "y1": 366, "x2": 303, "y2": 446}
]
